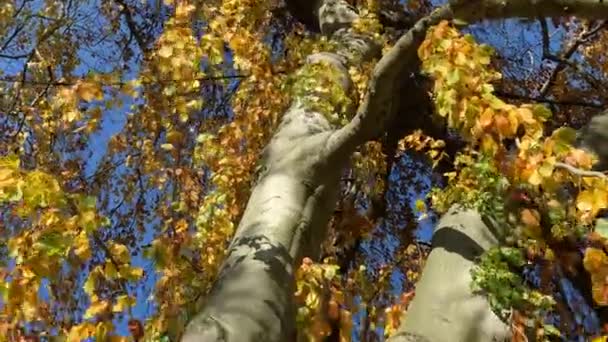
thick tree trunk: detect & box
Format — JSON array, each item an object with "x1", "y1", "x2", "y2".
[
  {"x1": 183, "y1": 1, "x2": 608, "y2": 341},
  {"x1": 390, "y1": 207, "x2": 510, "y2": 342},
  {"x1": 182, "y1": 1, "x2": 382, "y2": 341},
  {"x1": 390, "y1": 110, "x2": 608, "y2": 341},
  {"x1": 182, "y1": 104, "x2": 347, "y2": 341}
]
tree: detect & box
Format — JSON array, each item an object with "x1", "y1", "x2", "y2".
[{"x1": 2, "y1": 0, "x2": 608, "y2": 341}]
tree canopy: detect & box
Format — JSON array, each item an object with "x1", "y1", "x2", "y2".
[{"x1": 3, "y1": 0, "x2": 608, "y2": 341}]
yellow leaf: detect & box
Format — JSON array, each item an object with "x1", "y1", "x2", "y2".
[
  {"x1": 480, "y1": 136, "x2": 498, "y2": 154},
  {"x1": 414, "y1": 199, "x2": 427, "y2": 213},
  {"x1": 591, "y1": 274, "x2": 608, "y2": 306},
  {"x1": 538, "y1": 160, "x2": 554, "y2": 178},
  {"x1": 479, "y1": 108, "x2": 494, "y2": 129},
  {"x1": 494, "y1": 114, "x2": 512, "y2": 137},
  {"x1": 596, "y1": 188, "x2": 608, "y2": 212},
  {"x1": 112, "y1": 295, "x2": 134, "y2": 312},
  {"x1": 104, "y1": 260, "x2": 118, "y2": 279},
  {"x1": 109, "y1": 243, "x2": 130, "y2": 264},
  {"x1": 507, "y1": 111, "x2": 520, "y2": 135},
  {"x1": 305, "y1": 291, "x2": 320, "y2": 309},
  {"x1": 161, "y1": 143, "x2": 175, "y2": 151},
  {"x1": 578, "y1": 190, "x2": 594, "y2": 212},
  {"x1": 158, "y1": 45, "x2": 173, "y2": 58},
  {"x1": 122, "y1": 79, "x2": 141, "y2": 97},
  {"x1": 64, "y1": 110, "x2": 81, "y2": 122},
  {"x1": 76, "y1": 81, "x2": 103, "y2": 102},
  {"x1": 521, "y1": 208, "x2": 542, "y2": 238},
  {"x1": 0, "y1": 169, "x2": 15, "y2": 186},
  {"x1": 528, "y1": 170, "x2": 542, "y2": 186},
  {"x1": 83, "y1": 270, "x2": 98, "y2": 296},
  {"x1": 521, "y1": 208, "x2": 540, "y2": 227},
  {"x1": 518, "y1": 107, "x2": 535, "y2": 124},
  {"x1": 95, "y1": 321, "x2": 112, "y2": 341},
  {"x1": 566, "y1": 148, "x2": 595, "y2": 169},
  {"x1": 128, "y1": 267, "x2": 144, "y2": 280},
  {"x1": 22, "y1": 290, "x2": 38, "y2": 320},
  {"x1": 84, "y1": 299, "x2": 109, "y2": 319},
  {"x1": 577, "y1": 189, "x2": 608, "y2": 216},
  {"x1": 67, "y1": 322, "x2": 96, "y2": 341}
]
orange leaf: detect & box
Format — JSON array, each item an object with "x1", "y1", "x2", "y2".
[{"x1": 521, "y1": 208, "x2": 540, "y2": 227}]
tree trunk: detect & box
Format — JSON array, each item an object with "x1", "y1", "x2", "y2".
[
  {"x1": 183, "y1": 1, "x2": 608, "y2": 341},
  {"x1": 182, "y1": 1, "x2": 383, "y2": 340},
  {"x1": 389, "y1": 206, "x2": 510, "y2": 342}
]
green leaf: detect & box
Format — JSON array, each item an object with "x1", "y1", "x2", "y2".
[
  {"x1": 0, "y1": 280, "x2": 8, "y2": 302},
  {"x1": 595, "y1": 218, "x2": 608, "y2": 239},
  {"x1": 81, "y1": 196, "x2": 97, "y2": 209},
  {"x1": 323, "y1": 265, "x2": 339, "y2": 280},
  {"x1": 446, "y1": 68, "x2": 461, "y2": 86},
  {"x1": 543, "y1": 324, "x2": 561, "y2": 337},
  {"x1": 532, "y1": 104, "x2": 552, "y2": 121},
  {"x1": 35, "y1": 231, "x2": 68, "y2": 257},
  {"x1": 552, "y1": 127, "x2": 578, "y2": 145}
]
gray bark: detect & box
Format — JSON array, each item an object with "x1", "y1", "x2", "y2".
[
  {"x1": 181, "y1": 108, "x2": 346, "y2": 341},
  {"x1": 183, "y1": 1, "x2": 608, "y2": 341},
  {"x1": 182, "y1": 1, "x2": 383, "y2": 341},
  {"x1": 388, "y1": 207, "x2": 510, "y2": 342},
  {"x1": 578, "y1": 110, "x2": 608, "y2": 170},
  {"x1": 391, "y1": 112, "x2": 608, "y2": 342}
]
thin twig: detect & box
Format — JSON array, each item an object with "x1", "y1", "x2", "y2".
[
  {"x1": 0, "y1": 74, "x2": 248, "y2": 87},
  {"x1": 539, "y1": 19, "x2": 608, "y2": 97},
  {"x1": 114, "y1": 0, "x2": 148, "y2": 53},
  {"x1": 494, "y1": 90, "x2": 604, "y2": 108}
]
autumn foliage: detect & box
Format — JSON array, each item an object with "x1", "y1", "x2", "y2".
[{"x1": 2, "y1": 0, "x2": 608, "y2": 341}]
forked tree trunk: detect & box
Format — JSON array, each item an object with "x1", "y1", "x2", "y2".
[
  {"x1": 183, "y1": 1, "x2": 608, "y2": 341},
  {"x1": 182, "y1": 1, "x2": 383, "y2": 340}
]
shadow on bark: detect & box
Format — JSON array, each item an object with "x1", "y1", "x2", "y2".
[
  {"x1": 431, "y1": 226, "x2": 484, "y2": 262},
  {"x1": 183, "y1": 233, "x2": 296, "y2": 341}
]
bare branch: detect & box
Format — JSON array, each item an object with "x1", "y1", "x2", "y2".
[
  {"x1": 114, "y1": 0, "x2": 149, "y2": 53},
  {"x1": 0, "y1": 52, "x2": 29, "y2": 59},
  {"x1": 538, "y1": 19, "x2": 607, "y2": 96},
  {"x1": 453, "y1": 0, "x2": 608, "y2": 22},
  {"x1": 494, "y1": 90, "x2": 604, "y2": 108},
  {"x1": 555, "y1": 162, "x2": 607, "y2": 179}
]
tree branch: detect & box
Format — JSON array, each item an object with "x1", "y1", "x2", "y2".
[
  {"x1": 538, "y1": 18, "x2": 607, "y2": 96},
  {"x1": 555, "y1": 162, "x2": 607, "y2": 179},
  {"x1": 329, "y1": 6, "x2": 453, "y2": 154},
  {"x1": 114, "y1": 0, "x2": 149, "y2": 53},
  {"x1": 494, "y1": 90, "x2": 605, "y2": 108},
  {"x1": 452, "y1": 0, "x2": 608, "y2": 22},
  {"x1": 330, "y1": 0, "x2": 608, "y2": 157}
]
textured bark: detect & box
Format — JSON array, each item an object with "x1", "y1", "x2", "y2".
[
  {"x1": 181, "y1": 106, "x2": 346, "y2": 342},
  {"x1": 182, "y1": 1, "x2": 383, "y2": 341},
  {"x1": 183, "y1": 1, "x2": 608, "y2": 341}
]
